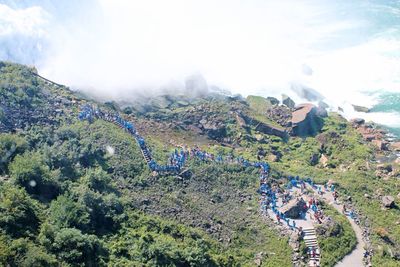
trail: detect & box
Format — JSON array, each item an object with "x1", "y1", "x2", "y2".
[{"x1": 313, "y1": 187, "x2": 367, "y2": 267}]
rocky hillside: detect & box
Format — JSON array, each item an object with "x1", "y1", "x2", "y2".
[{"x1": 0, "y1": 62, "x2": 399, "y2": 267}]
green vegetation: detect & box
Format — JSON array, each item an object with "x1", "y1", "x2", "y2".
[{"x1": 316, "y1": 202, "x2": 357, "y2": 267}]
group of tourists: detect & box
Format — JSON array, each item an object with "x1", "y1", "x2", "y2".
[{"x1": 78, "y1": 104, "x2": 273, "y2": 176}]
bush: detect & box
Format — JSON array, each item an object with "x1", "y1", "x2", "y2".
[
  {"x1": 0, "y1": 184, "x2": 42, "y2": 238},
  {"x1": 0, "y1": 134, "x2": 28, "y2": 174},
  {"x1": 43, "y1": 227, "x2": 107, "y2": 266},
  {"x1": 9, "y1": 151, "x2": 59, "y2": 200}
]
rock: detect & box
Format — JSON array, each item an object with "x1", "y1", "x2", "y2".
[
  {"x1": 318, "y1": 101, "x2": 329, "y2": 109},
  {"x1": 282, "y1": 94, "x2": 295, "y2": 108},
  {"x1": 235, "y1": 112, "x2": 247, "y2": 127},
  {"x1": 281, "y1": 198, "x2": 307, "y2": 219},
  {"x1": 255, "y1": 134, "x2": 265, "y2": 143},
  {"x1": 266, "y1": 106, "x2": 292, "y2": 127},
  {"x1": 364, "y1": 193, "x2": 370, "y2": 199},
  {"x1": 372, "y1": 140, "x2": 389, "y2": 151},
  {"x1": 268, "y1": 154, "x2": 279, "y2": 162},
  {"x1": 397, "y1": 192, "x2": 400, "y2": 200},
  {"x1": 254, "y1": 252, "x2": 264, "y2": 266},
  {"x1": 267, "y1": 97, "x2": 280, "y2": 105},
  {"x1": 319, "y1": 154, "x2": 329, "y2": 167},
  {"x1": 381, "y1": 195, "x2": 395, "y2": 208},
  {"x1": 254, "y1": 120, "x2": 288, "y2": 139},
  {"x1": 310, "y1": 153, "x2": 319, "y2": 166},
  {"x1": 390, "y1": 142, "x2": 400, "y2": 151},
  {"x1": 254, "y1": 258, "x2": 262, "y2": 266},
  {"x1": 351, "y1": 118, "x2": 365, "y2": 126},
  {"x1": 315, "y1": 106, "x2": 328, "y2": 118},
  {"x1": 291, "y1": 104, "x2": 324, "y2": 137},
  {"x1": 352, "y1": 104, "x2": 370, "y2": 113},
  {"x1": 377, "y1": 164, "x2": 393, "y2": 173}
]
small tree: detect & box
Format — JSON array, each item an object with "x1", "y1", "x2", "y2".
[
  {"x1": 0, "y1": 184, "x2": 41, "y2": 238},
  {"x1": 9, "y1": 152, "x2": 59, "y2": 200}
]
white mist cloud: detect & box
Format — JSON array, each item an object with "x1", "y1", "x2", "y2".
[
  {"x1": 0, "y1": 3, "x2": 49, "y2": 64},
  {"x1": 0, "y1": 0, "x2": 399, "y2": 128}
]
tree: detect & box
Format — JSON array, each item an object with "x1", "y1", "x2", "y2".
[
  {"x1": 0, "y1": 134, "x2": 27, "y2": 174},
  {"x1": 0, "y1": 184, "x2": 41, "y2": 238},
  {"x1": 9, "y1": 151, "x2": 59, "y2": 200},
  {"x1": 71, "y1": 185, "x2": 123, "y2": 234},
  {"x1": 7, "y1": 238, "x2": 57, "y2": 267},
  {"x1": 51, "y1": 228, "x2": 107, "y2": 266},
  {"x1": 48, "y1": 195, "x2": 90, "y2": 231},
  {"x1": 81, "y1": 168, "x2": 114, "y2": 193}
]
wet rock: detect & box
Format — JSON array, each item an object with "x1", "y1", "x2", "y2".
[
  {"x1": 318, "y1": 101, "x2": 329, "y2": 109},
  {"x1": 381, "y1": 195, "x2": 395, "y2": 208},
  {"x1": 282, "y1": 94, "x2": 295, "y2": 108},
  {"x1": 352, "y1": 104, "x2": 370, "y2": 113},
  {"x1": 291, "y1": 104, "x2": 324, "y2": 137},
  {"x1": 315, "y1": 106, "x2": 328, "y2": 118},
  {"x1": 351, "y1": 118, "x2": 365, "y2": 126},
  {"x1": 267, "y1": 97, "x2": 279, "y2": 105}
]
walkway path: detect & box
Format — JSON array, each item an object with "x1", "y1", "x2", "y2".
[
  {"x1": 265, "y1": 187, "x2": 321, "y2": 266},
  {"x1": 310, "y1": 186, "x2": 366, "y2": 267}
]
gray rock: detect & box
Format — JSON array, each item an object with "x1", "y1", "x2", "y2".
[
  {"x1": 267, "y1": 97, "x2": 280, "y2": 105},
  {"x1": 352, "y1": 104, "x2": 370, "y2": 113},
  {"x1": 282, "y1": 94, "x2": 295, "y2": 108},
  {"x1": 382, "y1": 195, "x2": 395, "y2": 208}
]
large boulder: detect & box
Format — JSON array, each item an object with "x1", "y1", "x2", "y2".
[
  {"x1": 352, "y1": 104, "x2": 370, "y2": 113},
  {"x1": 282, "y1": 94, "x2": 295, "y2": 109},
  {"x1": 267, "y1": 97, "x2": 280, "y2": 105},
  {"x1": 381, "y1": 195, "x2": 395, "y2": 208},
  {"x1": 282, "y1": 198, "x2": 307, "y2": 219},
  {"x1": 291, "y1": 104, "x2": 324, "y2": 137},
  {"x1": 255, "y1": 121, "x2": 288, "y2": 139}
]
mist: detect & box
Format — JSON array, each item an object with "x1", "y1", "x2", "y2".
[{"x1": 1, "y1": 0, "x2": 399, "y2": 126}]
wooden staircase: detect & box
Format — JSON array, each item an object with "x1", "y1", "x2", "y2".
[{"x1": 303, "y1": 227, "x2": 321, "y2": 266}]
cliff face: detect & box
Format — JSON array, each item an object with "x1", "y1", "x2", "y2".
[{"x1": 291, "y1": 104, "x2": 325, "y2": 137}]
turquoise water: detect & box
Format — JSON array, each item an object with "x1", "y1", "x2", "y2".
[{"x1": 370, "y1": 92, "x2": 400, "y2": 139}]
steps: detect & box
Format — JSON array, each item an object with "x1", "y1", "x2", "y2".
[
  {"x1": 302, "y1": 227, "x2": 321, "y2": 266},
  {"x1": 140, "y1": 148, "x2": 152, "y2": 163}
]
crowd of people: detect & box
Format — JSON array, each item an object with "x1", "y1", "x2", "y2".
[{"x1": 78, "y1": 104, "x2": 272, "y2": 175}]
